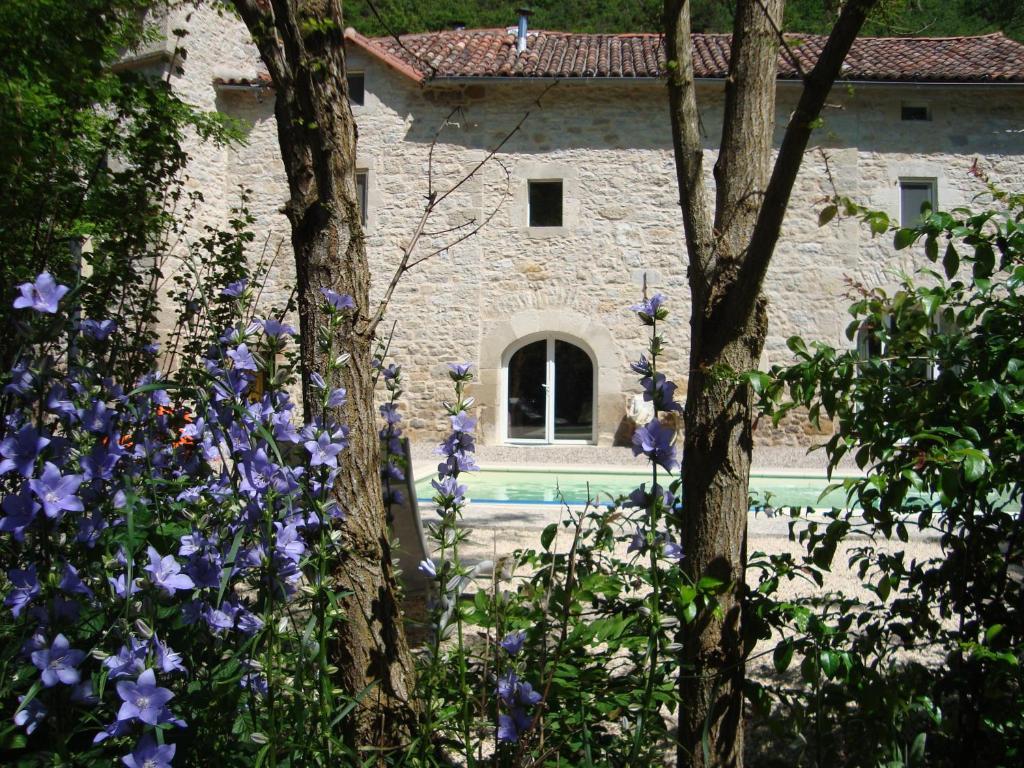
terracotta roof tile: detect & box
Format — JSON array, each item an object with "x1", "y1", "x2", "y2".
[{"x1": 362, "y1": 29, "x2": 1024, "y2": 84}]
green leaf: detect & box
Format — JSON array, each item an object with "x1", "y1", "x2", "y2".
[
  {"x1": 682, "y1": 601, "x2": 697, "y2": 623},
  {"x1": 541, "y1": 523, "x2": 557, "y2": 551},
  {"x1": 868, "y1": 211, "x2": 890, "y2": 236},
  {"x1": 820, "y1": 649, "x2": 839, "y2": 678},
  {"x1": 893, "y1": 227, "x2": 916, "y2": 250},
  {"x1": 773, "y1": 638, "x2": 794, "y2": 672},
  {"x1": 696, "y1": 575, "x2": 725, "y2": 592},
  {"x1": 985, "y1": 624, "x2": 1004, "y2": 643},
  {"x1": 910, "y1": 732, "x2": 928, "y2": 762},
  {"x1": 818, "y1": 204, "x2": 838, "y2": 227},
  {"x1": 974, "y1": 242, "x2": 995, "y2": 278},
  {"x1": 943, "y1": 241, "x2": 960, "y2": 278},
  {"x1": 960, "y1": 449, "x2": 988, "y2": 482}
]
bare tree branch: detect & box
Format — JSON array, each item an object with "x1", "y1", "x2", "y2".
[
  {"x1": 363, "y1": 84, "x2": 556, "y2": 334},
  {"x1": 407, "y1": 158, "x2": 511, "y2": 268},
  {"x1": 433, "y1": 81, "x2": 557, "y2": 208}
]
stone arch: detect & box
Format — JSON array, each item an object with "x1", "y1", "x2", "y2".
[{"x1": 477, "y1": 308, "x2": 623, "y2": 446}]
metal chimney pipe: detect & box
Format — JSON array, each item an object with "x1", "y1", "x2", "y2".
[{"x1": 516, "y1": 8, "x2": 531, "y2": 55}]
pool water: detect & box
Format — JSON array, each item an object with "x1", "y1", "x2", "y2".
[{"x1": 414, "y1": 468, "x2": 857, "y2": 508}]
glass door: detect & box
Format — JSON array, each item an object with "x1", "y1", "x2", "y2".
[{"x1": 506, "y1": 337, "x2": 594, "y2": 443}]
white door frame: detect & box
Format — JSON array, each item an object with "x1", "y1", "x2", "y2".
[{"x1": 500, "y1": 333, "x2": 597, "y2": 445}]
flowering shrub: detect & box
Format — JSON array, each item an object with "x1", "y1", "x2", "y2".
[{"x1": 0, "y1": 273, "x2": 359, "y2": 764}]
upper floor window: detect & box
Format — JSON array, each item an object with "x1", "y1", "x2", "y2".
[
  {"x1": 347, "y1": 72, "x2": 365, "y2": 106},
  {"x1": 899, "y1": 179, "x2": 936, "y2": 227},
  {"x1": 528, "y1": 180, "x2": 563, "y2": 227},
  {"x1": 355, "y1": 171, "x2": 368, "y2": 227},
  {"x1": 900, "y1": 102, "x2": 931, "y2": 121}
]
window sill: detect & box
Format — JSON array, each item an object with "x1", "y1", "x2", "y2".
[{"x1": 523, "y1": 225, "x2": 571, "y2": 239}]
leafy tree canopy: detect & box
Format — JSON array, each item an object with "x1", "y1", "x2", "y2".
[{"x1": 343, "y1": 0, "x2": 1023, "y2": 41}]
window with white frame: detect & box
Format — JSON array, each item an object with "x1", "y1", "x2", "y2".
[
  {"x1": 528, "y1": 180, "x2": 563, "y2": 228},
  {"x1": 899, "y1": 179, "x2": 936, "y2": 227}
]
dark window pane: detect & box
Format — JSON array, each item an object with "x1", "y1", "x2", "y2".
[
  {"x1": 901, "y1": 104, "x2": 930, "y2": 121},
  {"x1": 347, "y1": 72, "x2": 365, "y2": 106},
  {"x1": 554, "y1": 341, "x2": 593, "y2": 440},
  {"x1": 508, "y1": 341, "x2": 547, "y2": 439},
  {"x1": 529, "y1": 180, "x2": 563, "y2": 227},
  {"x1": 355, "y1": 172, "x2": 367, "y2": 226},
  {"x1": 900, "y1": 181, "x2": 934, "y2": 227}
]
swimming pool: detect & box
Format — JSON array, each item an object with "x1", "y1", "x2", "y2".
[{"x1": 413, "y1": 468, "x2": 858, "y2": 508}]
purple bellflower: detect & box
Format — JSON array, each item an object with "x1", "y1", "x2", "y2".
[
  {"x1": 500, "y1": 629, "x2": 526, "y2": 656},
  {"x1": 13, "y1": 696, "x2": 47, "y2": 735},
  {"x1": 629, "y1": 293, "x2": 668, "y2": 325},
  {"x1": 81, "y1": 318, "x2": 117, "y2": 341},
  {"x1": 5, "y1": 564, "x2": 40, "y2": 617},
  {"x1": 116, "y1": 668, "x2": 175, "y2": 726},
  {"x1": 448, "y1": 362, "x2": 473, "y2": 380},
  {"x1": 144, "y1": 547, "x2": 195, "y2": 596},
  {"x1": 227, "y1": 343, "x2": 258, "y2": 372},
  {"x1": 631, "y1": 419, "x2": 679, "y2": 473},
  {"x1": 305, "y1": 431, "x2": 344, "y2": 469},
  {"x1": 13, "y1": 272, "x2": 70, "y2": 314},
  {"x1": 31, "y1": 633, "x2": 86, "y2": 687},
  {"x1": 498, "y1": 711, "x2": 533, "y2": 743},
  {"x1": 104, "y1": 637, "x2": 148, "y2": 679},
  {"x1": 122, "y1": 734, "x2": 176, "y2": 768},
  {"x1": 1, "y1": 487, "x2": 40, "y2": 541},
  {"x1": 320, "y1": 288, "x2": 355, "y2": 311},
  {"x1": 222, "y1": 278, "x2": 248, "y2": 298},
  {"x1": 262, "y1": 318, "x2": 296, "y2": 338},
  {"x1": 59, "y1": 563, "x2": 94, "y2": 598},
  {"x1": 29, "y1": 462, "x2": 84, "y2": 518},
  {"x1": 641, "y1": 372, "x2": 683, "y2": 413},
  {"x1": 0, "y1": 424, "x2": 50, "y2": 477},
  {"x1": 327, "y1": 387, "x2": 347, "y2": 407}
]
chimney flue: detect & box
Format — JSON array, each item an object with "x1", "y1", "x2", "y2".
[{"x1": 516, "y1": 8, "x2": 532, "y2": 55}]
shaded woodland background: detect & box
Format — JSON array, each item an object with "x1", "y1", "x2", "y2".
[{"x1": 344, "y1": 1, "x2": 1024, "y2": 41}]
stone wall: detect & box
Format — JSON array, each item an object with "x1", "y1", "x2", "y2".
[{"x1": 168, "y1": 12, "x2": 1024, "y2": 446}]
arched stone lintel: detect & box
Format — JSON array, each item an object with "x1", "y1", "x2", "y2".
[{"x1": 477, "y1": 308, "x2": 624, "y2": 447}]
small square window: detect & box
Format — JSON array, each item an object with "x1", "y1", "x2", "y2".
[
  {"x1": 347, "y1": 72, "x2": 365, "y2": 106},
  {"x1": 528, "y1": 180, "x2": 563, "y2": 227},
  {"x1": 901, "y1": 103, "x2": 931, "y2": 121},
  {"x1": 355, "y1": 171, "x2": 368, "y2": 227},
  {"x1": 899, "y1": 179, "x2": 936, "y2": 227}
]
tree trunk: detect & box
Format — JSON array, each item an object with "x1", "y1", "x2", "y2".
[
  {"x1": 232, "y1": 0, "x2": 416, "y2": 751},
  {"x1": 663, "y1": 1, "x2": 879, "y2": 765}
]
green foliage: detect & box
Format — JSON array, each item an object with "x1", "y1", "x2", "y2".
[
  {"x1": 0, "y1": 0, "x2": 241, "y2": 383},
  {"x1": 752, "y1": 187, "x2": 1024, "y2": 765},
  {"x1": 343, "y1": 0, "x2": 1024, "y2": 40}
]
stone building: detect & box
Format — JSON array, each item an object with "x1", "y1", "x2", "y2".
[{"x1": 135, "y1": 7, "x2": 1024, "y2": 446}]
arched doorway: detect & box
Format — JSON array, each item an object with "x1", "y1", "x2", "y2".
[{"x1": 504, "y1": 336, "x2": 595, "y2": 443}]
